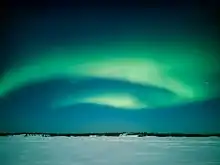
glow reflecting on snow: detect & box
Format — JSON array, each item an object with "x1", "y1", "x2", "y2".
[{"x1": 0, "y1": 136, "x2": 220, "y2": 165}]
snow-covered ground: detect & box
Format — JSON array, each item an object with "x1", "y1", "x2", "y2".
[{"x1": 1, "y1": 136, "x2": 220, "y2": 165}]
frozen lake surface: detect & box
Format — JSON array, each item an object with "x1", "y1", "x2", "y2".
[{"x1": 1, "y1": 136, "x2": 220, "y2": 165}]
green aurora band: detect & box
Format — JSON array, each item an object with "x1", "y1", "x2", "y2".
[{"x1": 0, "y1": 40, "x2": 219, "y2": 109}]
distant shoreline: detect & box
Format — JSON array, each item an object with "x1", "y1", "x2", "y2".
[{"x1": 0, "y1": 132, "x2": 220, "y2": 137}]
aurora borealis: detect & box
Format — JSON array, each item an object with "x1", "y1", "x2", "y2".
[{"x1": 0, "y1": 4, "x2": 220, "y2": 133}]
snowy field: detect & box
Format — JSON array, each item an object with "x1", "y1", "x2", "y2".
[{"x1": 1, "y1": 136, "x2": 220, "y2": 165}]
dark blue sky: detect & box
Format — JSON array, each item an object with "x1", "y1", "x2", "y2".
[{"x1": 1, "y1": 2, "x2": 220, "y2": 133}]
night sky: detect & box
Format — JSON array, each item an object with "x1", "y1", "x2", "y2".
[{"x1": 1, "y1": 2, "x2": 220, "y2": 133}]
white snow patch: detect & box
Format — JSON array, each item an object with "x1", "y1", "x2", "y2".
[{"x1": 0, "y1": 136, "x2": 220, "y2": 165}]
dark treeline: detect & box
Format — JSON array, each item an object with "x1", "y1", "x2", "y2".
[{"x1": 0, "y1": 132, "x2": 220, "y2": 137}]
